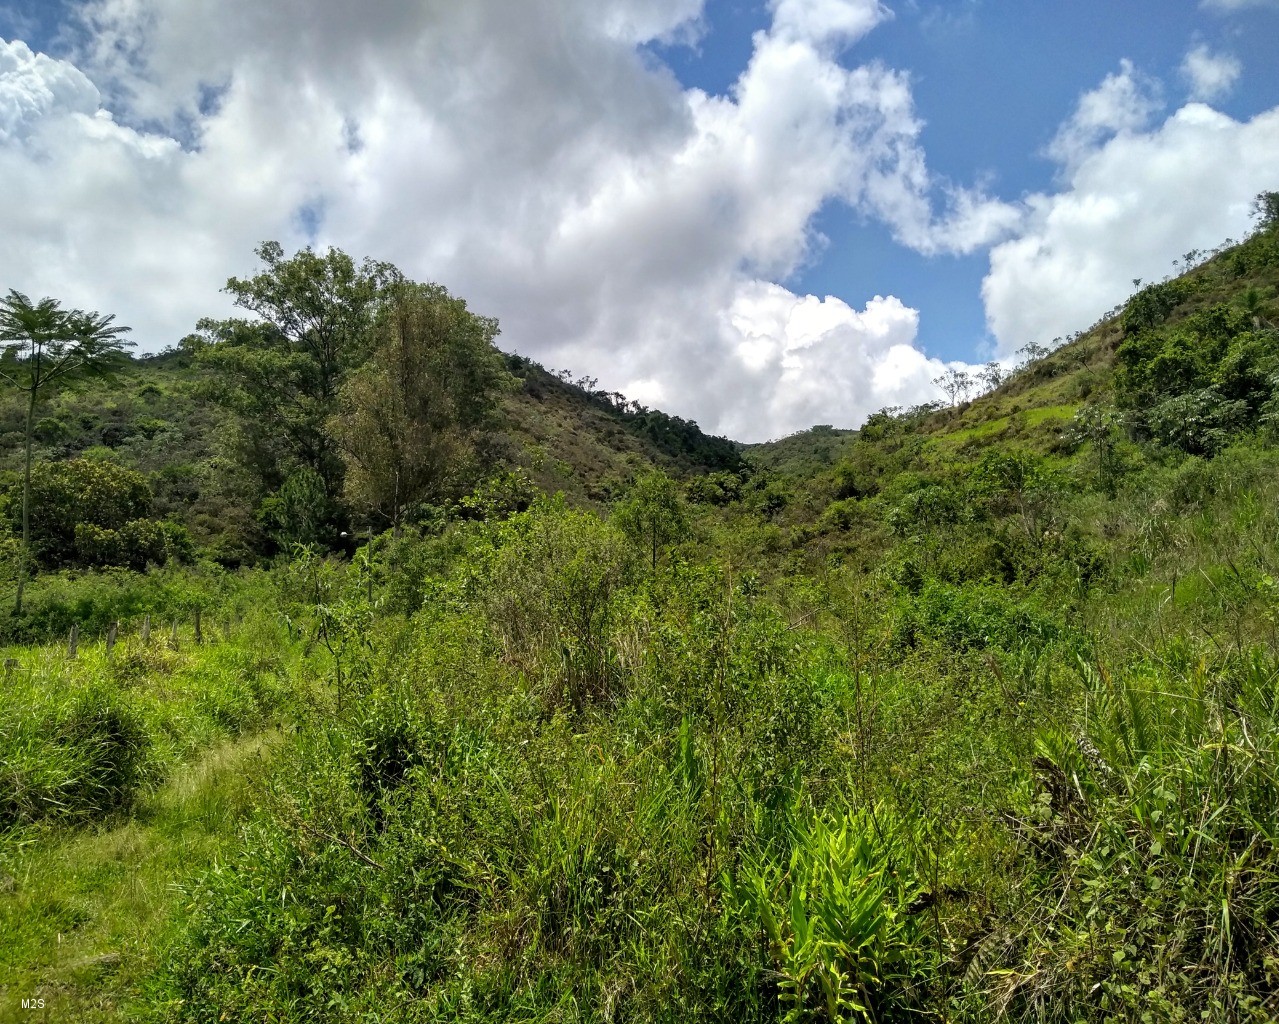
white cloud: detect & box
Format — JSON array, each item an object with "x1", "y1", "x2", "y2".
[
  {"x1": 0, "y1": 0, "x2": 1015, "y2": 441},
  {"x1": 1181, "y1": 44, "x2": 1242, "y2": 101},
  {"x1": 717, "y1": 282, "x2": 979, "y2": 439},
  {"x1": 768, "y1": 0, "x2": 890, "y2": 48},
  {"x1": 0, "y1": 35, "x2": 349, "y2": 341},
  {"x1": 983, "y1": 99, "x2": 1279, "y2": 355},
  {"x1": 1045, "y1": 59, "x2": 1162, "y2": 172},
  {"x1": 0, "y1": 38, "x2": 99, "y2": 139}
]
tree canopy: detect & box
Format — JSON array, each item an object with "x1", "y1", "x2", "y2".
[{"x1": 330, "y1": 281, "x2": 512, "y2": 528}]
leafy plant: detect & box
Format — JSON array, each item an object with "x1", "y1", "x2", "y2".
[{"x1": 732, "y1": 806, "x2": 927, "y2": 1022}]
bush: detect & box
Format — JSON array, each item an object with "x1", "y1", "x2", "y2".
[
  {"x1": 0, "y1": 564, "x2": 254, "y2": 645},
  {"x1": 1147, "y1": 388, "x2": 1249, "y2": 456},
  {"x1": 729, "y1": 805, "x2": 929, "y2": 1021},
  {"x1": 0, "y1": 686, "x2": 150, "y2": 828},
  {"x1": 892, "y1": 582, "x2": 1060, "y2": 652},
  {"x1": 1121, "y1": 279, "x2": 1193, "y2": 336},
  {"x1": 3, "y1": 457, "x2": 171, "y2": 569}
]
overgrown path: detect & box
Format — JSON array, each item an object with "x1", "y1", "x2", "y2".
[{"x1": 0, "y1": 729, "x2": 281, "y2": 1023}]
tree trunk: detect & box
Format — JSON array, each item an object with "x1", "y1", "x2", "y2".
[{"x1": 15, "y1": 386, "x2": 36, "y2": 616}]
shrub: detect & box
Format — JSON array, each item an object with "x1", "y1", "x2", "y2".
[
  {"x1": 1147, "y1": 388, "x2": 1250, "y2": 456},
  {"x1": 1121, "y1": 279, "x2": 1193, "y2": 336},
  {"x1": 3, "y1": 457, "x2": 165, "y2": 569},
  {"x1": 892, "y1": 582, "x2": 1060, "y2": 652},
  {"x1": 729, "y1": 805, "x2": 929, "y2": 1022},
  {"x1": 0, "y1": 686, "x2": 151, "y2": 827}
]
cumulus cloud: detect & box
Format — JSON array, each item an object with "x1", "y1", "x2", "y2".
[
  {"x1": 0, "y1": 39, "x2": 99, "y2": 139},
  {"x1": 1181, "y1": 44, "x2": 1242, "y2": 101},
  {"x1": 0, "y1": 34, "x2": 348, "y2": 341},
  {"x1": 769, "y1": 0, "x2": 890, "y2": 48},
  {"x1": 0, "y1": 0, "x2": 1014, "y2": 440},
  {"x1": 1045, "y1": 59, "x2": 1162, "y2": 172},
  {"x1": 717, "y1": 282, "x2": 977, "y2": 440},
  {"x1": 983, "y1": 93, "x2": 1279, "y2": 355}
]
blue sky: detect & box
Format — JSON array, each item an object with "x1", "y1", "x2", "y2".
[
  {"x1": 1, "y1": 0, "x2": 1278, "y2": 439},
  {"x1": 646, "y1": 0, "x2": 1279, "y2": 361}
]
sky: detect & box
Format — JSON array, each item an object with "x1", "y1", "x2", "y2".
[{"x1": 1, "y1": 0, "x2": 1277, "y2": 442}]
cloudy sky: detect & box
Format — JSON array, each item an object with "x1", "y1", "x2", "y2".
[{"x1": 1, "y1": 0, "x2": 1277, "y2": 441}]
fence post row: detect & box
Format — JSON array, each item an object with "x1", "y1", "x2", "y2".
[{"x1": 8, "y1": 611, "x2": 225, "y2": 675}]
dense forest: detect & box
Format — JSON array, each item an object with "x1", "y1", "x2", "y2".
[{"x1": 1, "y1": 195, "x2": 1278, "y2": 1022}]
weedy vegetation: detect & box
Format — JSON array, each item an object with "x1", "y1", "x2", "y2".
[{"x1": 2, "y1": 200, "x2": 1279, "y2": 1021}]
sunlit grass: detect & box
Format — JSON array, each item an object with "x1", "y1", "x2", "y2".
[{"x1": 0, "y1": 731, "x2": 281, "y2": 1023}]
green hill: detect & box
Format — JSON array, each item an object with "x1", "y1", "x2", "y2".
[{"x1": 0, "y1": 336, "x2": 742, "y2": 570}]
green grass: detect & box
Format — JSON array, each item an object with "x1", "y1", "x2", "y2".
[
  {"x1": 0, "y1": 618, "x2": 301, "y2": 831},
  {"x1": 0, "y1": 601, "x2": 313, "y2": 1021},
  {"x1": 0, "y1": 731, "x2": 281, "y2": 1023}
]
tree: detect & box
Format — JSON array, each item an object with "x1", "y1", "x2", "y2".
[
  {"x1": 197, "y1": 242, "x2": 401, "y2": 520},
  {"x1": 3, "y1": 458, "x2": 183, "y2": 570},
  {"x1": 256, "y1": 466, "x2": 330, "y2": 549},
  {"x1": 932, "y1": 367, "x2": 972, "y2": 408},
  {"x1": 1065, "y1": 406, "x2": 1126, "y2": 497},
  {"x1": 0, "y1": 291, "x2": 132, "y2": 613},
  {"x1": 1016, "y1": 341, "x2": 1049, "y2": 368},
  {"x1": 612, "y1": 470, "x2": 690, "y2": 570},
  {"x1": 329, "y1": 282, "x2": 512, "y2": 529},
  {"x1": 977, "y1": 361, "x2": 1004, "y2": 394},
  {"x1": 1252, "y1": 191, "x2": 1279, "y2": 233}
]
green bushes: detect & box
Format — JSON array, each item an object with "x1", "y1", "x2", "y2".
[
  {"x1": 480, "y1": 498, "x2": 635, "y2": 710},
  {"x1": 62, "y1": 457, "x2": 1272, "y2": 1022},
  {"x1": 0, "y1": 562, "x2": 257, "y2": 644},
  {"x1": 1, "y1": 457, "x2": 189, "y2": 570},
  {"x1": 0, "y1": 686, "x2": 150, "y2": 828},
  {"x1": 1114, "y1": 298, "x2": 1279, "y2": 456},
  {"x1": 1121, "y1": 279, "x2": 1195, "y2": 336},
  {"x1": 0, "y1": 603, "x2": 298, "y2": 831},
  {"x1": 891, "y1": 582, "x2": 1061, "y2": 653},
  {"x1": 987, "y1": 649, "x2": 1279, "y2": 1021}
]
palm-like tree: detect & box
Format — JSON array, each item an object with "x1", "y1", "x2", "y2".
[{"x1": 0, "y1": 290, "x2": 133, "y2": 614}]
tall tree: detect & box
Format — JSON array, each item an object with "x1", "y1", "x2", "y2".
[
  {"x1": 197, "y1": 242, "x2": 401, "y2": 518},
  {"x1": 0, "y1": 291, "x2": 133, "y2": 613},
  {"x1": 330, "y1": 282, "x2": 512, "y2": 529}
]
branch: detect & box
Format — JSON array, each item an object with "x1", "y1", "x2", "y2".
[
  {"x1": 293, "y1": 815, "x2": 385, "y2": 870},
  {"x1": 41, "y1": 355, "x2": 85, "y2": 388}
]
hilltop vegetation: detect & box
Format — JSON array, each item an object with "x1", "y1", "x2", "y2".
[{"x1": 1, "y1": 197, "x2": 1279, "y2": 1022}]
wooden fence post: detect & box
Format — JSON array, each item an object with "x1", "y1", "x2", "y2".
[
  {"x1": 141, "y1": 615, "x2": 151, "y2": 643},
  {"x1": 67, "y1": 623, "x2": 79, "y2": 660},
  {"x1": 106, "y1": 621, "x2": 118, "y2": 658},
  {"x1": 194, "y1": 608, "x2": 203, "y2": 645},
  {"x1": 169, "y1": 620, "x2": 179, "y2": 651}
]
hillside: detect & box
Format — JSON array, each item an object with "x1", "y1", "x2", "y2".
[
  {"x1": 0, "y1": 338, "x2": 741, "y2": 569},
  {"x1": 2, "y1": 210, "x2": 1279, "y2": 1023},
  {"x1": 498, "y1": 355, "x2": 742, "y2": 502},
  {"x1": 744, "y1": 216, "x2": 1279, "y2": 552}
]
